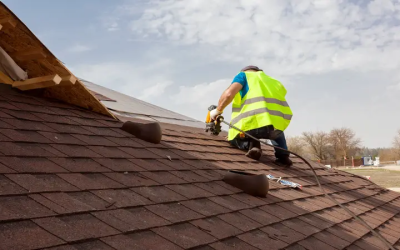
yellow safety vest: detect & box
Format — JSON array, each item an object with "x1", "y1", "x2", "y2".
[{"x1": 227, "y1": 71, "x2": 293, "y2": 141}]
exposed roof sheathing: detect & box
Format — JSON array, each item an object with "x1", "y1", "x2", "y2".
[
  {"x1": 1, "y1": 83, "x2": 400, "y2": 250},
  {"x1": 0, "y1": 2, "x2": 113, "y2": 118},
  {"x1": 82, "y1": 79, "x2": 206, "y2": 128}
]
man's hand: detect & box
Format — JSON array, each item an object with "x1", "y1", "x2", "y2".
[{"x1": 210, "y1": 108, "x2": 223, "y2": 121}]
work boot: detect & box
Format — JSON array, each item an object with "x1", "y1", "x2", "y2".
[
  {"x1": 246, "y1": 148, "x2": 262, "y2": 160},
  {"x1": 275, "y1": 156, "x2": 293, "y2": 167}
]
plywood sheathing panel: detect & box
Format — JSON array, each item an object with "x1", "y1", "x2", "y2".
[
  {"x1": 0, "y1": 2, "x2": 114, "y2": 118},
  {"x1": 0, "y1": 70, "x2": 12, "y2": 84}
]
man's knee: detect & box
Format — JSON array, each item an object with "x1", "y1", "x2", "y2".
[{"x1": 229, "y1": 138, "x2": 250, "y2": 151}]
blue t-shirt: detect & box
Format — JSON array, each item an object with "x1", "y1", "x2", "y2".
[{"x1": 231, "y1": 72, "x2": 249, "y2": 98}]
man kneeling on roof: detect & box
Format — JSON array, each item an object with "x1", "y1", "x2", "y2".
[{"x1": 210, "y1": 65, "x2": 293, "y2": 167}]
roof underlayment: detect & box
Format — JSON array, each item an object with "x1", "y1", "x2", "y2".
[
  {"x1": 81, "y1": 79, "x2": 205, "y2": 129},
  {"x1": 1, "y1": 1, "x2": 400, "y2": 250}
]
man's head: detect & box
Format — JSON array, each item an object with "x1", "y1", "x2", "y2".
[{"x1": 241, "y1": 65, "x2": 263, "y2": 72}]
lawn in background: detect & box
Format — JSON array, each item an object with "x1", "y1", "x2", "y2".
[{"x1": 343, "y1": 169, "x2": 400, "y2": 188}]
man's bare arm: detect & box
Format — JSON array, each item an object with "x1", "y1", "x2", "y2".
[{"x1": 217, "y1": 82, "x2": 243, "y2": 111}]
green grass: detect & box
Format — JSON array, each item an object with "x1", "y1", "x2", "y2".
[{"x1": 342, "y1": 169, "x2": 400, "y2": 188}]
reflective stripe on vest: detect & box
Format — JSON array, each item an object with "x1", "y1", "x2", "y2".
[{"x1": 228, "y1": 71, "x2": 293, "y2": 141}]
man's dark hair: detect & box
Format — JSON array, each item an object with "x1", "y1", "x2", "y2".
[{"x1": 241, "y1": 65, "x2": 263, "y2": 72}]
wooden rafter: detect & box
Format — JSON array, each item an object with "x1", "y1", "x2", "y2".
[
  {"x1": 0, "y1": 71, "x2": 13, "y2": 85},
  {"x1": 10, "y1": 48, "x2": 47, "y2": 61},
  {"x1": 13, "y1": 74, "x2": 61, "y2": 91},
  {"x1": 0, "y1": 17, "x2": 17, "y2": 30},
  {"x1": 60, "y1": 75, "x2": 77, "y2": 86}
]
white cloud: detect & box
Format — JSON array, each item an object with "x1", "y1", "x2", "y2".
[
  {"x1": 128, "y1": 0, "x2": 400, "y2": 76},
  {"x1": 170, "y1": 79, "x2": 233, "y2": 129},
  {"x1": 86, "y1": 0, "x2": 400, "y2": 147},
  {"x1": 69, "y1": 58, "x2": 174, "y2": 98},
  {"x1": 67, "y1": 44, "x2": 92, "y2": 53},
  {"x1": 140, "y1": 81, "x2": 173, "y2": 100}
]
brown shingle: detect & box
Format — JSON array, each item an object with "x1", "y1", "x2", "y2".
[
  {"x1": 0, "y1": 142, "x2": 59, "y2": 157},
  {"x1": 102, "y1": 231, "x2": 183, "y2": 250},
  {"x1": 105, "y1": 172, "x2": 158, "y2": 187},
  {"x1": 49, "y1": 158, "x2": 109, "y2": 173},
  {"x1": 191, "y1": 217, "x2": 242, "y2": 239},
  {"x1": 182, "y1": 198, "x2": 231, "y2": 216},
  {"x1": 140, "y1": 171, "x2": 186, "y2": 185},
  {"x1": 211, "y1": 237, "x2": 259, "y2": 250},
  {"x1": 194, "y1": 181, "x2": 237, "y2": 196},
  {"x1": 0, "y1": 162, "x2": 14, "y2": 173},
  {"x1": 93, "y1": 207, "x2": 169, "y2": 232},
  {"x1": 34, "y1": 214, "x2": 120, "y2": 242},
  {"x1": 0, "y1": 157, "x2": 67, "y2": 173},
  {"x1": 0, "y1": 195, "x2": 55, "y2": 221},
  {"x1": 261, "y1": 223, "x2": 306, "y2": 245},
  {"x1": 0, "y1": 129, "x2": 52, "y2": 143},
  {"x1": 87, "y1": 146, "x2": 132, "y2": 158},
  {"x1": 218, "y1": 212, "x2": 262, "y2": 231},
  {"x1": 39, "y1": 131, "x2": 87, "y2": 145},
  {"x1": 58, "y1": 173, "x2": 124, "y2": 190},
  {"x1": 166, "y1": 184, "x2": 214, "y2": 199},
  {"x1": 94, "y1": 158, "x2": 145, "y2": 172},
  {"x1": 6, "y1": 174, "x2": 79, "y2": 192},
  {"x1": 92, "y1": 189, "x2": 152, "y2": 208},
  {"x1": 0, "y1": 220, "x2": 64, "y2": 249},
  {"x1": 153, "y1": 223, "x2": 216, "y2": 248},
  {"x1": 128, "y1": 158, "x2": 173, "y2": 171},
  {"x1": 240, "y1": 208, "x2": 280, "y2": 226},
  {"x1": 170, "y1": 170, "x2": 209, "y2": 182},
  {"x1": 71, "y1": 134, "x2": 117, "y2": 146},
  {"x1": 132, "y1": 185, "x2": 186, "y2": 203},
  {"x1": 0, "y1": 175, "x2": 27, "y2": 195},
  {"x1": 238, "y1": 229, "x2": 288, "y2": 250},
  {"x1": 209, "y1": 195, "x2": 251, "y2": 211},
  {"x1": 147, "y1": 202, "x2": 203, "y2": 223},
  {"x1": 119, "y1": 147, "x2": 160, "y2": 158},
  {"x1": 29, "y1": 192, "x2": 97, "y2": 214},
  {"x1": 298, "y1": 236, "x2": 337, "y2": 250},
  {"x1": 2, "y1": 118, "x2": 56, "y2": 132},
  {"x1": 49, "y1": 145, "x2": 101, "y2": 158}
]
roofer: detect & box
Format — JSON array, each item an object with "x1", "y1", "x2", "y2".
[{"x1": 210, "y1": 65, "x2": 293, "y2": 167}]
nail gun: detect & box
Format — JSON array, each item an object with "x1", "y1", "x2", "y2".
[{"x1": 205, "y1": 105, "x2": 223, "y2": 136}]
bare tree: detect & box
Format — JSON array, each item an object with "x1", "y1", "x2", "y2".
[
  {"x1": 329, "y1": 127, "x2": 361, "y2": 160},
  {"x1": 393, "y1": 129, "x2": 400, "y2": 160},
  {"x1": 302, "y1": 131, "x2": 331, "y2": 160},
  {"x1": 286, "y1": 136, "x2": 306, "y2": 156},
  {"x1": 379, "y1": 148, "x2": 397, "y2": 162}
]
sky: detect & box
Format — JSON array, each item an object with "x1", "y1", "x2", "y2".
[{"x1": 3, "y1": 0, "x2": 400, "y2": 148}]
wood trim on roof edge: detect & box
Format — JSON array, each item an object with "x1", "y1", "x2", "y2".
[{"x1": 0, "y1": 2, "x2": 116, "y2": 119}]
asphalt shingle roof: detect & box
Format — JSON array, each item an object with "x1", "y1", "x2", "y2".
[{"x1": 1, "y1": 83, "x2": 400, "y2": 250}]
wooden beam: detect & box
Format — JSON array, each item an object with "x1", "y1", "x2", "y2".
[
  {"x1": 10, "y1": 48, "x2": 47, "y2": 61},
  {"x1": 0, "y1": 71, "x2": 13, "y2": 85},
  {"x1": 13, "y1": 74, "x2": 61, "y2": 91},
  {"x1": 59, "y1": 75, "x2": 77, "y2": 86},
  {"x1": 0, "y1": 18, "x2": 17, "y2": 30}
]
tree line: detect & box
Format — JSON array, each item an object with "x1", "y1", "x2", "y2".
[{"x1": 286, "y1": 128, "x2": 400, "y2": 162}]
